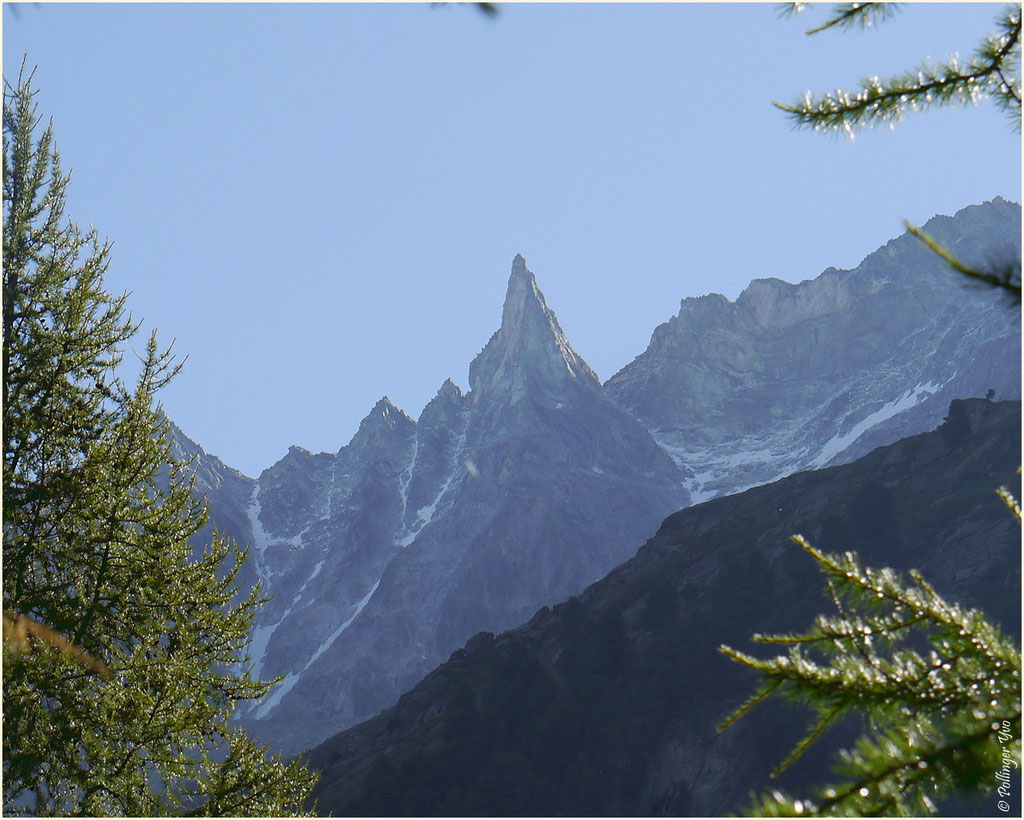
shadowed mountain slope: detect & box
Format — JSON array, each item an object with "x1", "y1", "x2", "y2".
[{"x1": 306, "y1": 398, "x2": 1021, "y2": 817}]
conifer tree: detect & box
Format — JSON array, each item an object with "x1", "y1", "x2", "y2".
[
  {"x1": 2, "y1": 68, "x2": 317, "y2": 816},
  {"x1": 719, "y1": 535, "x2": 1021, "y2": 816}
]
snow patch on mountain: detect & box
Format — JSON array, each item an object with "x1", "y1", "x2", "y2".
[
  {"x1": 654, "y1": 379, "x2": 951, "y2": 505},
  {"x1": 239, "y1": 558, "x2": 328, "y2": 700},
  {"x1": 394, "y1": 410, "x2": 470, "y2": 547},
  {"x1": 245, "y1": 487, "x2": 273, "y2": 581},
  {"x1": 415, "y1": 426, "x2": 468, "y2": 525},
  {"x1": 810, "y1": 381, "x2": 943, "y2": 468},
  {"x1": 243, "y1": 622, "x2": 278, "y2": 688},
  {"x1": 239, "y1": 486, "x2": 335, "y2": 691},
  {"x1": 253, "y1": 672, "x2": 297, "y2": 720},
  {"x1": 396, "y1": 435, "x2": 419, "y2": 527},
  {"x1": 312, "y1": 580, "x2": 380, "y2": 668},
  {"x1": 253, "y1": 579, "x2": 381, "y2": 720},
  {"x1": 657, "y1": 439, "x2": 800, "y2": 505}
]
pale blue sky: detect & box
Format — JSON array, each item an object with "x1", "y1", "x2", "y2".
[{"x1": 4, "y1": 2, "x2": 1020, "y2": 477}]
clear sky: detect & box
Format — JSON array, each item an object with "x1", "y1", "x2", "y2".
[{"x1": 4, "y1": 2, "x2": 1020, "y2": 478}]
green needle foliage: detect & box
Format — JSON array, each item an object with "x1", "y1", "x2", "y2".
[
  {"x1": 2, "y1": 67, "x2": 317, "y2": 815},
  {"x1": 719, "y1": 536, "x2": 1021, "y2": 816},
  {"x1": 776, "y1": 3, "x2": 1022, "y2": 136}
]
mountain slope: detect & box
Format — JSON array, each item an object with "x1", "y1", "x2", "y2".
[
  {"x1": 306, "y1": 398, "x2": 1021, "y2": 817},
  {"x1": 605, "y1": 198, "x2": 1021, "y2": 501},
  {"x1": 164, "y1": 420, "x2": 261, "y2": 591}
]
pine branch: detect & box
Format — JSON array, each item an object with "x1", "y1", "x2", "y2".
[
  {"x1": 904, "y1": 222, "x2": 1022, "y2": 304},
  {"x1": 717, "y1": 674, "x2": 783, "y2": 732},
  {"x1": 777, "y1": 5, "x2": 1022, "y2": 135},
  {"x1": 721, "y1": 535, "x2": 1022, "y2": 816},
  {"x1": 997, "y1": 487, "x2": 1022, "y2": 520},
  {"x1": 803, "y1": 3, "x2": 901, "y2": 36},
  {"x1": 771, "y1": 706, "x2": 843, "y2": 778}
]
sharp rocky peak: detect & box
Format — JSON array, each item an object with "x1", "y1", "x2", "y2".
[
  {"x1": 344, "y1": 396, "x2": 416, "y2": 452},
  {"x1": 436, "y1": 378, "x2": 464, "y2": 401},
  {"x1": 418, "y1": 378, "x2": 468, "y2": 427},
  {"x1": 368, "y1": 396, "x2": 413, "y2": 426},
  {"x1": 468, "y1": 255, "x2": 599, "y2": 402}
]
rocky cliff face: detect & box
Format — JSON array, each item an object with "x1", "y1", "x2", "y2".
[
  {"x1": 306, "y1": 399, "x2": 1021, "y2": 817},
  {"x1": 226, "y1": 257, "x2": 686, "y2": 755},
  {"x1": 605, "y1": 198, "x2": 1021, "y2": 501}
]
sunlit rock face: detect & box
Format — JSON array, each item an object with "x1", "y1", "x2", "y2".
[
  {"x1": 605, "y1": 198, "x2": 1021, "y2": 502},
  {"x1": 181, "y1": 198, "x2": 1019, "y2": 759},
  {"x1": 468, "y1": 254, "x2": 600, "y2": 405},
  {"x1": 217, "y1": 255, "x2": 687, "y2": 756}
]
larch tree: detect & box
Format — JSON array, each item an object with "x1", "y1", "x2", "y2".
[
  {"x1": 2, "y1": 68, "x2": 317, "y2": 816},
  {"x1": 719, "y1": 4, "x2": 1021, "y2": 815}
]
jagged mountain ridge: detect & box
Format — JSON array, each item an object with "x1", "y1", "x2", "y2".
[
  {"x1": 606, "y1": 197, "x2": 1021, "y2": 501},
  {"x1": 305, "y1": 398, "x2": 1022, "y2": 816},
  {"x1": 174, "y1": 198, "x2": 1020, "y2": 759},
  {"x1": 226, "y1": 256, "x2": 687, "y2": 755}
]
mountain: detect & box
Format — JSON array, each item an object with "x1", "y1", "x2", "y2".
[
  {"x1": 305, "y1": 398, "x2": 1022, "y2": 816},
  {"x1": 177, "y1": 198, "x2": 1019, "y2": 759},
  {"x1": 165, "y1": 421, "x2": 257, "y2": 589},
  {"x1": 229, "y1": 254, "x2": 687, "y2": 755},
  {"x1": 606, "y1": 197, "x2": 1021, "y2": 501}
]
